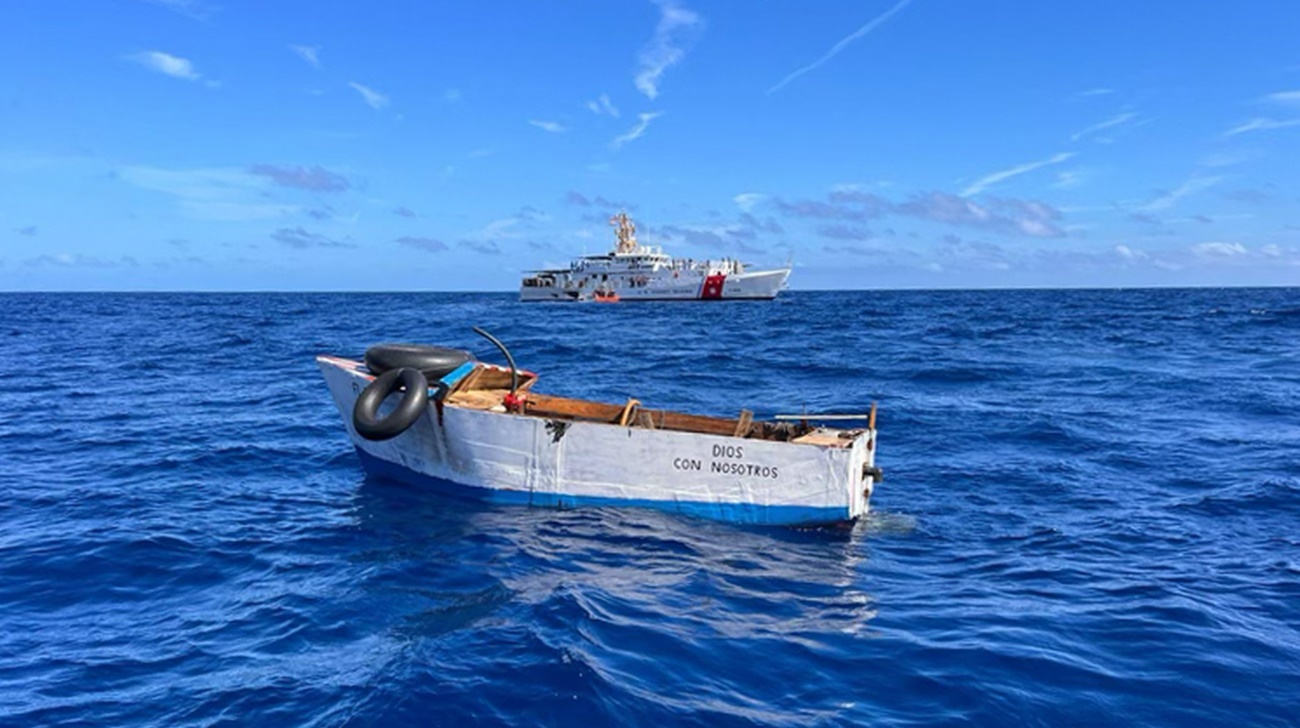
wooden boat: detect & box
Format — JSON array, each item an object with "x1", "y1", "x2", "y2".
[{"x1": 318, "y1": 331, "x2": 880, "y2": 526}]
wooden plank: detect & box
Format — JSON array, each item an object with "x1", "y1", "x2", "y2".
[
  {"x1": 655, "y1": 410, "x2": 739, "y2": 437},
  {"x1": 734, "y1": 409, "x2": 753, "y2": 438},
  {"x1": 523, "y1": 393, "x2": 625, "y2": 422},
  {"x1": 774, "y1": 413, "x2": 872, "y2": 421},
  {"x1": 522, "y1": 392, "x2": 741, "y2": 436}
]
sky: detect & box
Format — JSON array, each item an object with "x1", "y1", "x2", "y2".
[{"x1": 2, "y1": 0, "x2": 1299, "y2": 291}]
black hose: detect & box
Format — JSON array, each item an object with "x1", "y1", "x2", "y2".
[{"x1": 472, "y1": 326, "x2": 518, "y2": 395}]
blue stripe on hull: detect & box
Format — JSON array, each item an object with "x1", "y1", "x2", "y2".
[{"x1": 354, "y1": 448, "x2": 849, "y2": 527}]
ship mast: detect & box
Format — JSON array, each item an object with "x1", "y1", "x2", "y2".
[{"x1": 609, "y1": 211, "x2": 638, "y2": 254}]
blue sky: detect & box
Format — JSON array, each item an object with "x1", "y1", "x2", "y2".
[{"x1": 3, "y1": 0, "x2": 1299, "y2": 291}]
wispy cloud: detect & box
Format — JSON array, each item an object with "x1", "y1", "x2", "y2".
[
  {"x1": 612, "y1": 112, "x2": 664, "y2": 148},
  {"x1": 118, "y1": 165, "x2": 301, "y2": 221},
  {"x1": 586, "y1": 93, "x2": 620, "y2": 117},
  {"x1": 1074, "y1": 87, "x2": 1115, "y2": 98},
  {"x1": 290, "y1": 45, "x2": 320, "y2": 68},
  {"x1": 1138, "y1": 176, "x2": 1222, "y2": 212},
  {"x1": 396, "y1": 236, "x2": 447, "y2": 253},
  {"x1": 1052, "y1": 169, "x2": 1086, "y2": 189},
  {"x1": 898, "y1": 193, "x2": 1067, "y2": 238},
  {"x1": 139, "y1": 0, "x2": 215, "y2": 20},
  {"x1": 528, "y1": 119, "x2": 567, "y2": 133},
  {"x1": 1070, "y1": 112, "x2": 1139, "y2": 142},
  {"x1": 817, "y1": 224, "x2": 874, "y2": 241},
  {"x1": 14, "y1": 225, "x2": 37, "y2": 237},
  {"x1": 348, "y1": 82, "x2": 389, "y2": 109},
  {"x1": 459, "y1": 240, "x2": 502, "y2": 255},
  {"x1": 393, "y1": 206, "x2": 418, "y2": 218},
  {"x1": 565, "y1": 191, "x2": 631, "y2": 209},
  {"x1": 1262, "y1": 90, "x2": 1300, "y2": 106},
  {"x1": 961, "y1": 152, "x2": 1073, "y2": 197},
  {"x1": 129, "y1": 51, "x2": 202, "y2": 82},
  {"x1": 767, "y1": 0, "x2": 916, "y2": 94},
  {"x1": 247, "y1": 164, "x2": 350, "y2": 192},
  {"x1": 25, "y1": 253, "x2": 139, "y2": 268},
  {"x1": 1115, "y1": 244, "x2": 1148, "y2": 262},
  {"x1": 734, "y1": 193, "x2": 765, "y2": 212},
  {"x1": 1224, "y1": 117, "x2": 1300, "y2": 136},
  {"x1": 635, "y1": 1, "x2": 703, "y2": 99},
  {"x1": 1192, "y1": 241, "x2": 1247, "y2": 258},
  {"x1": 273, "y1": 227, "x2": 354, "y2": 249}
]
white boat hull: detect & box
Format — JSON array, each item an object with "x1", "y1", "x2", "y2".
[
  {"x1": 319, "y1": 356, "x2": 876, "y2": 525},
  {"x1": 519, "y1": 267, "x2": 791, "y2": 302}
]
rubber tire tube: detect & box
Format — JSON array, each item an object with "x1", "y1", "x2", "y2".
[
  {"x1": 352, "y1": 367, "x2": 429, "y2": 441},
  {"x1": 364, "y1": 344, "x2": 475, "y2": 381}
]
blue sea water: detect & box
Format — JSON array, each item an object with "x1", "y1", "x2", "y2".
[{"x1": 1, "y1": 288, "x2": 1298, "y2": 726}]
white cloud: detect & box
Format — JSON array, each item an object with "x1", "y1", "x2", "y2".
[
  {"x1": 734, "y1": 193, "x2": 765, "y2": 212},
  {"x1": 961, "y1": 152, "x2": 1073, "y2": 197},
  {"x1": 1052, "y1": 169, "x2": 1086, "y2": 189},
  {"x1": 586, "y1": 93, "x2": 620, "y2": 117},
  {"x1": 1139, "y1": 176, "x2": 1222, "y2": 212},
  {"x1": 139, "y1": 0, "x2": 214, "y2": 20},
  {"x1": 1070, "y1": 112, "x2": 1140, "y2": 142},
  {"x1": 635, "y1": 1, "x2": 702, "y2": 100},
  {"x1": 1114, "y1": 244, "x2": 1148, "y2": 261},
  {"x1": 768, "y1": 0, "x2": 916, "y2": 94},
  {"x1": 1074, "y1": 88, "x2": 1115, "y2": 98},
  {"x1": 1263, "y1": 90, "x2": 1300, "y2": 106},
  {"x1": 1192, "y1": 241, "x2": 1247, "y2": 257},
  {"x1": 1224, "y1": 118, "x2": 1300, "y2": 136},
  {"x1": 129, "y1": 51, "x2": 202, "y2": 81},
  {"x1": 290, "y1": 45, "x2": 320, "y2": 68},
  {"x1": 528, "y1": 120, "x2": 567, "y2": 133},
  {"x1": 348, "y1": 82, "x2": 389, "y2": 109},
  {"x1": 612, "y1": 112, "x2": 664, "y2": 148}
]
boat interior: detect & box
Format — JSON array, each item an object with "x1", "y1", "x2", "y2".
[{"x1": 442, "y1": 362, "x2": 864, "y2": 447}]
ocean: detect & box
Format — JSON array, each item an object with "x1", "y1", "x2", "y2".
[{"x1": 1, "y1": 289, "x2": 1297, "y2": 726}]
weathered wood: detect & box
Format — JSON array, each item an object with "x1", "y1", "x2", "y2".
[
  {"x1": 654, "y1": 410, "x2": 739, "y2": 437},
  {"x1": 735, "y1": 409, "x2": 753, "y2": 438},
  {"x1": 523, "y1": 393, "x2": 625, "y2": 422},
  {"x1": 522, "y1": 392, "x2": 740, "y2": 436},
  {"x1": 774, "y1": 413, "x2": 872, "y2": 421}
]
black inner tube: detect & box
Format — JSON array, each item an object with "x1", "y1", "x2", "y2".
[
  {"x1": 352, "y1": 367, "x2": 429, "y2": 441},
  {"x1": 472, "y1": 327, "x2": 518, "y2": 395}
]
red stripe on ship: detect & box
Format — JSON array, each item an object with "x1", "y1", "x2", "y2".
[{"x1": 701, "y1": 273, "x2": 726, "y2": 300}]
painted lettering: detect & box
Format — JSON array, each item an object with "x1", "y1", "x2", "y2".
[
  {"x1": 709, "y1": 461, "x2": 779, "y2": 479},
  {"x1": 712, "y1": 444, "x2": 744, "y2": 459},
  {"x1": 673, "y1": 457, "x2": 702, "y2": 471}
]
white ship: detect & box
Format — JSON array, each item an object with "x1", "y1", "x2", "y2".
[{"x1": 520, "y1": 212, "x2": 791, "y2": 302}]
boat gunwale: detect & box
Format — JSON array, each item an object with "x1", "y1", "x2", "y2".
[{"x1": 316, "y1": 355, "x2": 868, "y2": 449}]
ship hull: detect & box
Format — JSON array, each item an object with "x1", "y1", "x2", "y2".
[{"x1": 520, "y1": 267, "x2": 790, "y2": 302}]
